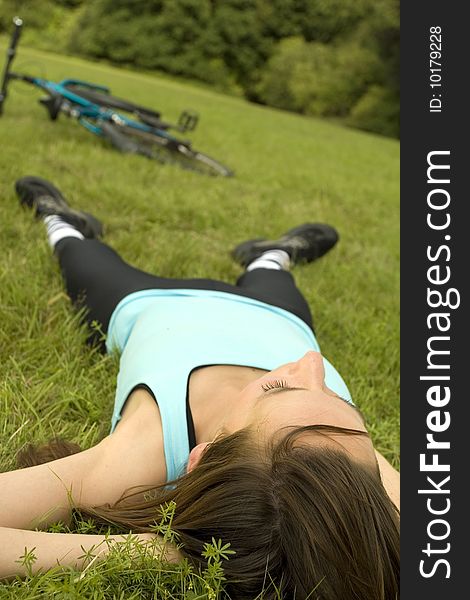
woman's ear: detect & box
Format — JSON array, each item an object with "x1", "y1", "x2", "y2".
[{"x1": 186, "y1": 442, "x2": 210, "y2": 473}]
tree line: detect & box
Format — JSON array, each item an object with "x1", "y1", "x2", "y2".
[{"x1": 1, "y1": 0, "x2": 399, "y2": 137}]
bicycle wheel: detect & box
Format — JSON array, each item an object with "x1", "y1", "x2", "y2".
[{"x1": 100, "y1": 121, "x2": 234, "y2": 177}]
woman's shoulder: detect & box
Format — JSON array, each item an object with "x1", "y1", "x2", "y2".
[{"x1": 86, "y1": 388, "x2": 168, "y2": 501}]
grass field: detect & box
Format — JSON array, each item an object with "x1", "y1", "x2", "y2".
[{"x1": 0, "y1": 40, "x2": 399, "y2": 597}]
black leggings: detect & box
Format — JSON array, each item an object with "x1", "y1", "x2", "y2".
[{"x1": 56, "y1": 238, "x2": 314, "y2": 345}]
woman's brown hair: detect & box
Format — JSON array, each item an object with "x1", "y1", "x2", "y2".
[
  {"x1": 18, "y1": 426, "x2": 399, "y2": 599},
  {"x1": 16, "y1": 437, "x2": 82, "y2": 468}
]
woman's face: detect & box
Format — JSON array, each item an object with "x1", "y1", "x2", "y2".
[{"x1": 223, "y1": 351, "x2": 377, "y2": 466}]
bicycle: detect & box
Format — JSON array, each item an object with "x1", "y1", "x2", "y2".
[{"x1": 0, "y1": 18, "x2": 234, "y2": 177}]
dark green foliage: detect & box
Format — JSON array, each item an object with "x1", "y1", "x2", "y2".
[
  {"x1": 53, "y1": 0, "x2": 84, "y2": 6},
  {"x1": 352, "y1": 0, "x2": 400, "y2": 137},
  {"x1": 256, "y1": 0, "x2": 372, "y2": 43},
  {"x1": 271, "y1": 0, "x2": 373, "y2": 43},
  {"x1": 1, "y1": 0, "x2": 399, "y2": 137},
  {"x1": 201, "y1": 0, "x2": 273, "y2": 96},
  {"x1": 0, "y1": 0, "x2": 55, "y2": 31},
  {"x1": 256, "y1": 37, "x2": 381, "y2": 117},
  {"x1": 256, "y1": 0, "x2": 399, "y2": 136},
  {"x1": 0, "y1": 0, "x2": 86, "y2": 51},
  {"x1": 69, "y1": 0, "x2": 225, "y2": 82},
  {"x1": 349, "y1": 85, "x2": 400, "y2": 139}
]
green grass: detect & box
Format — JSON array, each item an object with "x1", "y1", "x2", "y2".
[{"x1": 0, "y1": 40, "x2": 399, "y2": 597}]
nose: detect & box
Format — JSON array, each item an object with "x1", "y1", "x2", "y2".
[{"x1": 293, "y1": 351, "x2": 325, "y2": 388}]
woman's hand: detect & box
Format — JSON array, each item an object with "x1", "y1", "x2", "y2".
[{"x1": 0, "y1": 527, "x2": 179, "y2": 581}]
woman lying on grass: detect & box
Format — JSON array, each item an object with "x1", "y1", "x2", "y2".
[{"x1": 0, "y1": 176, "x2": 400, "y2": 599}]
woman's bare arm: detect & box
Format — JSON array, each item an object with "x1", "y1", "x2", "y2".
[
  {"x1": 0, "y1": 526, "x2": 177, "y2": 580},
  {"x1": 0, "y1": 444, "x2": 103, "y2": 530},
  {"x1": 0, "y1": 390, "x2": 166, "y2": 530},
  {"x1": 375, "y1": 450, "x2": 400, "y2": 511}
]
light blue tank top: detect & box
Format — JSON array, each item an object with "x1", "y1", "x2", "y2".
[{"x1": 106, "y1": 289, "x2": 352, "y2": 482}]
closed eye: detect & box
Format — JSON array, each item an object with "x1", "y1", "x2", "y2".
[{"x1": 261, "y1": 380, "x2": 291, "y2": 392}]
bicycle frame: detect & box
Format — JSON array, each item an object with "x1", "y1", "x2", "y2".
[
  {"x1": 0, "y1": 18, "x2": 232, "y2": 176},
  {"x1": 0, "y1": 18, "x2": 185, "y2": 144},
  {"x1": 6, "y1": 73, "x2": 179, "y2": 141}
]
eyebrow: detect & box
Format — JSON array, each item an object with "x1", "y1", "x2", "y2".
[{"x1": 257, "y1": 387, "x2": 367, "y2": 425}]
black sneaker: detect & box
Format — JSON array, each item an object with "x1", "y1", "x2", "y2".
[
  {"x1": 15, "y1": 176, "x2": 103, "y2": 239},
  {"x1": 231, "y1": 223, "x2": 339, "y2": 267}
]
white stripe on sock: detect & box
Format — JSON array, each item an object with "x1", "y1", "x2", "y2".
[
  {"x1": 44, "y1": 215, "x2": 84, "y2": 249},
  {"x1": 246, "y1": 249, "x2": 291, "y2": 272}
]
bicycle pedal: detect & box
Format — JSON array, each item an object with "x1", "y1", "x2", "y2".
[{"x1": 177, "y1": 110, "x2": 199, "y2": 132}]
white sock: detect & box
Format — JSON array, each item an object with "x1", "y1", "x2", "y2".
[
  {"x1": 246, "y1": 249, "x2": 291, "y2": 272},
  {"x1": 43, "y1": 215, "x2": 84, "y2": 249}
]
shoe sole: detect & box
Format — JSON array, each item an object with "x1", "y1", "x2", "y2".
[
  {"x1": 232, "y1": 223, "x2": 338, "y2": 266},
  {"x1": 16, "y1": 176, "x2": 69, "y2": 211}
]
